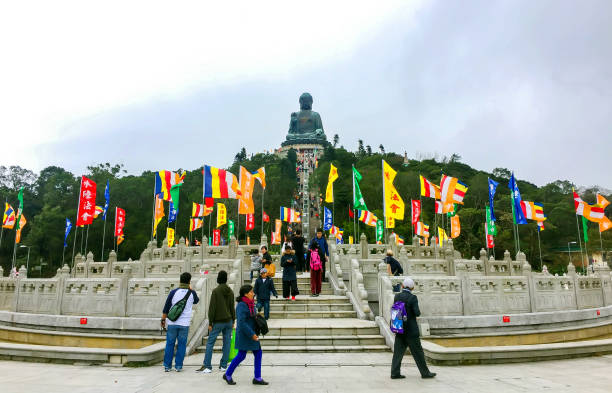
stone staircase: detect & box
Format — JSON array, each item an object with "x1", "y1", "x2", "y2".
[{"x1": 197, "y1": 274, "x2": 388, "y2": 353}]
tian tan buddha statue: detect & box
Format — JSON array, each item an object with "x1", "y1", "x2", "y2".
[{"x1": 282, "y1": 92, "x2": 329, "y2": 146}]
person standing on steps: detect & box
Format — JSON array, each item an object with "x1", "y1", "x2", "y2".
[
  {"x1": 391, "y1": 277, "x2": 436, "y2": 380},
  {"x1": 161, "y1": 272, "x2": 199, "y2": 372},
  {"x1": 260, "y1": 246, "x2": 274, "y2": 277},
  {"x1": 254, "y1": 267, "x2": 278, "y2": 320},
  {"x1": 308, "y1": 228, "x2": 329, "y2": 281},
  {"x1": 197, "y1": 270, "x2": 235, "y2": 374},
  {"x1": 307, "y1": 241, "x2": 323, "y2": 296},
  {"x1": 223, "y1": 285, "x2": 269, "y2": 386},
  {"x1": 280, "y1": 245, "x2": 299, "y2": 300},
  {"x1": 384, "y1": 250, "x2": 404, "y2": 292},
  {"x1": 292, "y1": 229, "x2": 306, "y2": 273}
]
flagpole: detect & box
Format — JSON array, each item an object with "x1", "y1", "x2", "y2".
[
  {"x1": 72, "y1": 178, "x2": 83, "y2": 271},
  {"x1": 261, "y1": 188, "x2": 265, "y2": 239},
  {"x1": 0, "y1": 197, "x2": 6, "y2": 253},
  {"x1": 536, "y1": 226, "x2": 543, "y2": 271},
  {"x1": 600, "y1": 227, "x2": 605, "y2": 263},
  {"x1": 101, "y1": 214, "x2": 107, "y2": 262},
  {"x1": 352, "y1": 164, "x2": 357, "y2": 240},
  {"x1": 575, "y1": 214, "x2": 585, "y2": 274},
  {"x1": 236, "y1": 200, "x2": 240, "y2": 243},
  {"x1": 381, "y1": 160, "x2": 387, "y2": 243},
  {"x1": 151, "y1": 177, "x2": 156, "y2": 242},
  {"x1": 84, "y1": 225, "x2": 89, "y2": 257}
]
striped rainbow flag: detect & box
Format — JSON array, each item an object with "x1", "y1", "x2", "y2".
[
  {"x1": 203, "y1": 165, "x2": 240, "y2": 207},
  {"x1": 280, "y1": 207, "x2": 301, "y2": 223},
  {"x1": 155, "y1": 170, "x2": 186, "y2": 201}
]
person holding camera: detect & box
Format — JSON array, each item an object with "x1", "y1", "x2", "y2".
[{"x1": 281, "y1": 244, "x2": 299, "y2": 300}]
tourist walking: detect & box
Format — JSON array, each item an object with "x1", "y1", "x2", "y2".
[
  {"x1": 292, "y1": 229, "x2": 306, "y2": 272},
  {"x1": 280, "y1": 245, "x2": 299, "y2": 300},
  {"x1": 197, "y1": 270, "x2": 235, "y2": 374},
  {"x1": 390, "y1": 277, "x2": 436, "y2": 380},
  {"x1": 223, "y1": 285, "x2": 269, "y2": 386},
  {"x1": 307, "y1": 241, "x2": 323, "y2": 296},
  {"x1": 254, "y1": 267, "x2": 278, "y2": 320},
  {"x1": 308, "y1": 229, "x2": 329, "y2": 281},
  {"x1": 161, "y1": 272, "x2": 199, "y2": 372},
  {"x1": 384, "y1": 250, "x2": 404, "y2": 292},
  {"x1": 260, "y1": 245, "x2": 276, "y2": 278}
]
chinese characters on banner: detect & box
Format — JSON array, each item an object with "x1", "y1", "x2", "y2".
[
  {"x1": 167, "y1": 227, "x2": 175, "y2": 247},
  {"x1": 213, "y1": 229, "x2": 221, "y2": 246},
  {"x1": 217, "y1": 203, "x2": 227, "y2": 227},
  {"x1": 246, "y1": 214, "x2": 255, "y2": 231},
  {"x1": 76, "y1": 176, "x2": 97, "y2": 226},
  {"x1": 238, "y1": 166, "x2": 255, "y2": 214},
  {"x1": 411, "y1": 200, "x2": 421, "y2": 225},
  {"x1": 114, "y1": 207, "x2": 125, "y2": 237}
]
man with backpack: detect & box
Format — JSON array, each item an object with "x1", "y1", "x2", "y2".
[
  {"x1": 390, "y1": 277, "x2": 436, "y2": 380},
  {"x1": 161, "y1": 272, "x2": 200, "y2": 372}
]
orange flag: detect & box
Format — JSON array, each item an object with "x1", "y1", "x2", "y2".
[{"x1": 451, "y1": 215, "x2": 460, "y2": 238}]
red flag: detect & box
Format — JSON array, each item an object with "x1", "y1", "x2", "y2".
[
  {"x1": 348, "y1": 206, "x2": 354, "y2": 218},
  {"x1": 246, "y1": 213, "x2": 255, "y2": 231},
  {"x1": 76, "y1": 176, "x2": 97, "y2": 226},
  {"x1": 411, "y1": 200, "x2": 421, "y2": 225},
  {"x1": 262, "y1": 211, "x2": 270, "y2": 223},
  {"x1": 485, "y1": 223, "x2": 494, "y2": 249},
  {"x1": 213, "y1": 229, "x2": 221, "y2": 246},
  {"x1": 114, "y1": 207, "x2": 126, "y2": 237}
]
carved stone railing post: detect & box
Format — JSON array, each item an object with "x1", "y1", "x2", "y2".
[
  {"x1": 259, "y1": 234, "x2": 268, "y2": 250},
  {"x1": 228, "y1": 236, "x2": 237, "y2": 259},
  {"x1": 360, "y1": 233, "x2": 368, "y2": 259},
  {"x1": 455, "y1": 261, "x2": 470, "y2": 315}
]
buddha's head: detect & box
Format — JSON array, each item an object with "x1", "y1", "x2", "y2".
[{"x1": 299, "y1": 92, "x2": 313, "y2": 110}]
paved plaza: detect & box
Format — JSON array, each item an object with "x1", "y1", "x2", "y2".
[{"x1": 1, "y1": 353, "x2": 611, "y2": 393}]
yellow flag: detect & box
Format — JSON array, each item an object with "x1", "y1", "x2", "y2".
[
  {"x1": 383, "y1": 160, "x2": 404, "y2": 220},
  {"x1": 167, "y1": 227, "x2": 175, "y2": 247},
  {"x1": 349, "y1": 235, "x2": 354, "y2": 244},
  {"x1": 451, "y1": 215, "x2": 460, "y2": 238},
  {"x1": 217, "y1": 203, "x2": 227, "y2": 228},
  {"x1": 385, "y1": 216, "x2": 395, "y2": 228},
  {"x1": 325, "y1": 164, "x2": 339, "y2": 203},
  {"x1": 438, "y1": 227, "x2": 448, "y2": 246},
  {"x1": 153, "y1": 195, "x2": 164, "y2": 237}
]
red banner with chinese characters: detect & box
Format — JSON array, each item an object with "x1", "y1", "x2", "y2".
[
  {"x1": 213, "y1": 229, "x2": 221, "y2": 246},
  {"x1": 246, "y1": 214, "x2": 255, "y2": 231},
  {"x1": 76, "y1": 176, "x2": 97, "y2": 226},
  {"x1": 262, "y1": 211, "x2": 269, "y2": 223},
  {"x1": 114, "y1": 207, "x2": 125, "y2": 236},
  {"x1": 411, "y1": 200, "x2": 421, "y2": 225}
]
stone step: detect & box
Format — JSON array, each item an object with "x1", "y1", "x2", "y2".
[
  {"x1": 268, "y1": 310, "x2": 357, "y2": 319},
  {"x1": 269, "y1": 303, "x2": 354, "y2": 312},
  {"x1": 269, "y1": 295, "x2": 348, "y2": 304},
  {"x1": 201, "y1": 335, "x2": 386, "y2": 349},
  {"x1": 196, "y1": 344, "x2": 389, "y2": 353}
]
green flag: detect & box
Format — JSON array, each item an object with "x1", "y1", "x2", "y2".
[
  {"x1": 486, "y1": 205, "x2": 497, "y2": 236},
  {"x1": 15, "y1": 187, "x2": 24, "y2": 230},
  {"x1": 376, "y1": 220, "x2": 384, "y2": 243},
  {"x1": 447, "y1": 203, "x2": 458, "y2": 217},
  {"x1": 228, "y1": 219, "x2": 234, "y2": 239},
  {"x1": 352, "y1": 167, "x2": 367, "y2": 210},
  {"x1": 169, "y1": 183, "x2": 182, "y2": 209},
  {"x1": 582, "y1": 216, "x2": 588, "y2": 243}
]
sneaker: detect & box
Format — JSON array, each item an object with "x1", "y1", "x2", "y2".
[
  {"x1": 219, "y1": 366, "x2": 227, "y2": 372},
  {"x1": 175, "y1": 368, "x2": 183, "y2": 372},
  {"x1": 165, "y1": 368, "x2": 172, "y2": 372},
  {"x1": 196, "y1": 366, "x2": 212, "y2": 373}
]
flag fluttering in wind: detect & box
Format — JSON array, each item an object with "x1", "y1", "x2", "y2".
[
  {"x1": 280, "y1": 207, "x2": 300, "y2": 223},
  {"x1": 352, "y1": 166, "x2": 367, "y2": 210},
  {"x1": 415, "y1": 222, "x2": 430, "y2": 237},
  {"x1": 190, "y1": 218, "x2": 204, "y2": 231},
  {"x1": 94, "y1": 206, "x2": 104, "y2": 219},
  {"x1": 582, "y1": 216, "x2": 589, "y2": 243},
  {"x1": 262, "y1": 211, "x2": 270, "y2": 223},
  {"x1": 488, "y1": 178, "x2": 499, "y2": 221},
  {"x1": 434, "y1": 200, "x2": 443, "y2": 214},
  {"x1": 376, "y1": 220, "x2": 384, "y2": 243},
  {"x1": 537, "y1": 221, "x2": 545, "y2": 232},
  {"x1": 383, "y1": 160, "x2": 405, "y2": 224},
  {"x1": 155, "y1": 170, "x2": 186, "y2": 201},
  {"x1": 437, "y1": 227, "x2": 448, "y2": 247},
  {"x1": 574, "y1": 190, "x2": 605, "y2": 222},
  {"x1": 357, "y1": 209, "x2": 378, "y2": 226},
  {"x1": 76, "y1": 177, "x2": 96, "y2": 226},
  {"x1": 168, "y1": 201, "x2": 178, "y2": 223},
  {"x1": 485, "y1": 223, "x2": 495, "y2": 248},
  {"x1": 440, "y1": 175, "x2": 468, "y2": 206},
  {"x1": 411, "y1": 200, "x2": 421, "y2": 225},
  {"x1": 323, "y1": 207, "x2": 333, "y2": 230},
  {"x1": 520, "y1": 201, "x2": 546, "y2": 222},
  {"x1": 246, "y1": 214, "x2": 255, "y2": 231},
  {"x1": 486, "y1": 204, "x2": 497, "y2": 236},
  {"x1": 15, "y1": 214, "x2": 26, "y2": 243},
  {"x1": 395, "y1": 234, "x2": 404, "y2": 245},
  {"x1": 451, "y1": 215, "x2": 461, "y2": 238},
  {"x1": 597, "y1": 194, "x2": 610, "y2": 209},
  {"x1": 217, "y1": 203, "x2": 227, "y2": 227},
  {"x1": 64, "y1": 218, "x2": 72, "y2": 247},
  {"x1": 153, "y1": 195, "x2": 164, "y2": 237},
  {"x1": 117, "y1": 234, "x2": 125, "y2": 245},
  {"x1": 420, "y1": 175, "x2": 440, "y2": 199},
  {"x1": 167, "y1": 227, "x2": 175, "y2": 247},
  {"x1": 508, "y1": 173, "x2": 527, "y2": 224},
  {"x1": 192, "y1": 202, "x2": 213, "y2": 217},
  {"x1": 325, "y1": 164, "x2": 339, "y2": 203},
  {"x1": 103, "y1": 180, "x2": 110, "y2": 220},
  {"x1": 238, "y1": 166, "x2": 255, "y2": 214},
  {"x1": 2, "y1": 203, "x2": 16, "y2": 229},
  {"x1": 203, "y1": 165, "x2": 240, "y2": 207},
  {"x1": 252, "y1": 167, "x2": 266, "y2": 189},
  {"x1": 447, "y1": 203, "x2": 458, "y2": 217},
  {"x1": 114, "y1": 207, "x2": 125, "y2": 237},
  {"x1": 330, "y1": 226, "x2": 343, "y2": 244}
]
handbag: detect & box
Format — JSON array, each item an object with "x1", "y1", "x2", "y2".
[{"x1": 167, "y1": 289, "x2": 192, "y2": 322}]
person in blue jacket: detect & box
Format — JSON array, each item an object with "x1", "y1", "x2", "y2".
[{"x1": 223, "y1": 284, "x2": 268, "y2": 386}]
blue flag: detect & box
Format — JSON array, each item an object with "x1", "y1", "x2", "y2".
[
  {"x1": 508, "y1": 173, "x2": 527, "y2": 224},
  {"x1": 64, "y1": 218, "x2": 72, "y2": 247},
  {"x1": 168, "y1": 201, "x2": 178, "y2": 223},
  {"x1": 323, "y1": 207, "x2": 332, "y2": 231},
  {"x1": 488, "y1": 178, "x2": 499, "y2": 221},
  {"x1": 103, "y1": 180, "x2": 110, "y2": 220}
]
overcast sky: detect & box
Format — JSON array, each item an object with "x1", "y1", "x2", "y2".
[{"x1": 1, "y1": 0, "x2": 611, "y2": 188}]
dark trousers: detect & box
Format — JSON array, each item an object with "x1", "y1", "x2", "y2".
[
  {"x1": 256, "y1": 299, "x2": 270, "y2": 320},
  {"x1": 296, "y1": 254, "x2": 305, "y2": 272},
  {"x1": 282, "y1": 280, "x2": 299, "y2": 298},
  {"x1": 310, "y1": 269, "x2": 322, "y2": 294},
  {"x1": 391, "y1": 334, "x2": 430, "y2": 377}
]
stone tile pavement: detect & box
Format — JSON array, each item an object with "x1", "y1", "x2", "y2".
[{"x1": 1, "y1": 353, "x2": 611, "y2": 393}]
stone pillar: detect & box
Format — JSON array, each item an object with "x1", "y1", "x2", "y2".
[
  {"x1": 228, "y1": 236, "x2": 237, "y2": 259},
  {"x1": 523, "y1": 258, "x2": 535, "y2": 312},
  {"x1": 259, "y1": 234, "x2": 268, "y2": 250},
  {"x1": 455, "y1": 261, "x2": 471, "y2": 315},
  {"x1": 594, "y1": 265, "x2": 612, "y2": 306},
  {"x1": 18, "y1": 265, "x2": 27, "y2": 279},
  {"x1": 108, "y1": 250, "x2": 117, "y2": 263},
  {"x1": 399, "y1": 246, "x2": 409, "y2": 275},
  {"x1": 503, "y1": 250, "x2": 512, "y2": 275},
  {"x1": 389, "y1": 233, "x2": 398, "y2": 258},
  {"x1": 177, "y1": 237, "x2": 186, "y2": 260},
  {"x1": 120, "y1": 265, "x2": 132, "y2": 317},
  {"x1": 360, "y1": 233, "x2": 368, "y2": 260},
  {"x1": 0, "y1": 266, "x2": 4, "y2": 277}
]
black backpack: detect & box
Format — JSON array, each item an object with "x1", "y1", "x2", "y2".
[{"x1": 254, "y1": 313, "x2": 269, "y2": 336}]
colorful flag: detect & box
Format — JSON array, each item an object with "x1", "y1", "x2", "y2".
[
  {"x1": 154, "y1": 170, "x2": 186, "y2": 201},
  {"x1": 573, "y1": 190, "x2": 605, "y2": 222},
  {"x1": 533, "y1": 202, "x2": 546, "y2": 221},
  {"x1": 246, "y1": 214, "x2": 255, "y2": 231},
  {"x1": 15, "y1": 214, "x2": 27, "y2": 243},
  {"x1": 189, "y1": 218, "x2": 204, "y2": 231},
  {"x1": 352, "y1": 166, "x2": 367, "y2": 210},
  {"x1": 238, "y1": 166, "x2": 255, "y2": 214},
  {"x1": 167, "y1": 227, "x2": 175, "y2": 247},
  {"x1": 192, "y1": 202, "x2": 213, "y2": 217},
  {"x1": 76, "y1": 177, "x2": 97, "y2": 226},
  {"x1": 168, "y1": 201, "x2": 178, "y2": 223},
  {"x1": 323, "y1": 207, "x2": 333, "y2": 230},
  {"x1": 2, "y1": 203, "x2": 15, "y2": 229},
  {"x1": 376, "y1": 219, "x2": 384, "y2": 243},
  {"x1": 103, "y1": 180, "x2": 110, "y2": 220},
  {"x1": 485, "y1": 223, "x2": 495, "y2": 248},
  {"x1": 330, "y1": 226, "x2": 343, "y2": 243},
  {"x1": 94, "y1": 205, "x2": 104, "y2": 219},
  {"x1": 437, "y1": 227, "x2": 448, "y2": 246},
  {"x1": 383, "y1": 160, "x2": 405, "y2": 221},
  {"x1": 252, "y1": 167, "x2": 266, "y2": 189},
  {"x1": 508, "y1": 173, "x2": 527, "y2": 224},
  {"x1": 64, "y1": 218, "x2": 72, "y2": 247},
  {"x1": 446, "y1": 203, "x2": 458, "y2": 217},
  {"x1": 280, "y1": 207, "x2": 301, "y2": 223},
  {"x1": 169, "y1": 182, "x2": 182, "y2": 214},
  {"x1": 420, "y1": 175, "x2": 440, "y2": 199},
  {"x1": 217, "y1": 203, "x2": 227, "y2": 227},
  {"x1": 395, "y1": 235, "x2": 404, "y2": 245},
  {"x1": 117, "y1": 233, "x2": 125, "y2": 245},
  {"x1": 272, "y1": 219, "x2": 282, "y2": 245},
  {"x1": 451, "y1": 215, "x2": 460, "y2": 238},
  {"x1": 262, "y1": 211, "x2": 270, "y2": 223},
  {"x1": 348, "y1": 206, "x2": 354, "y2": 219},
  {"x1": 488, "y1": 178, "x2": 499, "y2": 221},
  {"x1": 385, "y1": 216, "x2": 395, "y2": 228},
  {"x1": 486, "y1": 204, "x2": 497, "y2": 236},
  {"x1": 203, "y1": 165, "x2": 240, "y2": 207},
  {"x1": 599, "y1": 216, "x2": 612, "y2": 232},
  {"x1": 213, "y1": 229, "x2": 221, "y2": 246},
  {"x1": 15, "y1": 187, "x2": 24, "y2": 230},
  {"x1": 349, "y1": 235, "x2": 354, "y2": 244},
  {"x1": 520, "y1": 201, "x2": 546, "y2": 221},
  {"x1": 434, "y1": 200, "x2": 443, "y2": 214},
  {"x1": 411, "y1": 200, "x2": 421, "y2": 225},
  {"x1": 537, "y1": 221, "x2": 545, "y2": 232},
  {"x1": 153, "y1": 195, "x2": 164, "y2": 237},
  {"x1": 597, "y1": 194, "x2": 610, "y2": 209},
  {"x1": 114, "y1": 207, "x2": 125, "y2": 237},
  {"x1": 228, "y1": 220, "x2": 234, "y2": 238},
  {"x1": 325, "y1": 164, "x2": 339, "y2": 203},
  {"x1": 357, "y1": 209, "x2": 378, "y2": 226},
  {"x1": 415, "y1": 222, "x2": 429, "y2": 237},
  {"x1": 582, "y1": 216, "x2": 588, "y2": 243},
  {"x1": 440, "y1": 175, "x2": 468, "y2": 205}
]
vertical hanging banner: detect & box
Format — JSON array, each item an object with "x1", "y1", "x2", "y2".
[
  {"x1": 323, "y1": 207, "x2": 333, "y2": 230},
  {"x1": 153, "y1": 195, "x2": 164, "y2": 237},
  {"x1": 451, "y1": 215, "x2": 461, "y2": 238},
  {"x1": 238, "y1": 166, "x2": 255, "y2": 214},
  {"x1": 64, "y1": 218, "x2": 72, "y2": 247},
  {"x1": 76, "y1": 176, "x2": 97, "y2": 226},
  {"x1": 246, "y1": 214, "x2": 255, "y2": 231},
  {"x1": 485, "y1": 223, "x2": 495, "y2": 248},
  {"x1": 262, "y1": 211, "x2": 270, "y2": 222},
  {"x1": 382, "y1": 160, "x2": 405, "y2": 222},
  {"x1": 212, "y1": 229, "x2": 221, "y2": 246},
  {"x1": 168, "y1": 201, "x2": 178, "y2": 223},
  {"x1": 216, "y1": 203, "x2": 227, "y2": 227},
  {"x1": 411, "y1": 200, "x2": 421, "y2": 225},
  {"x1": 15, "y1": 214, "x2": 27, "y2": 243},
  {"x1": 167, "y1": 227, "x2": 175, "y2": 247},
  {"x1": 271, "y1": 219, "x2": 282, "y2": 244},
  {"x1": 114, "y1": 207, "x2": 126, "y2": 237},
  {"x1": 325, "y1": 164, "x2": 338, "y2": 203},
  {"x1": 228, "y1": 220, "x2": 235, "y2": 239},
  {"x1": 376, "y1": 219, "x2": 384, "y2": 243}
]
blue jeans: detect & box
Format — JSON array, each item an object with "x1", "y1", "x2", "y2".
[
  {"x1": 203, "y1": 321, "x2": 233, "y2": 369},
  {"x1": 163, "y1": 325, "x2": 189, "y2": 370},
  {"x1": 225, "y1": 349, "x2": 262, "y2": 380},
  {"x1": 257, "y1": 300, "x2": 270, "y2": 320}
]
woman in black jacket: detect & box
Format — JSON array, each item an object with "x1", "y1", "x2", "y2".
[{"x1": 280, "y1": 245, "x2": 299, "y2": 300}]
